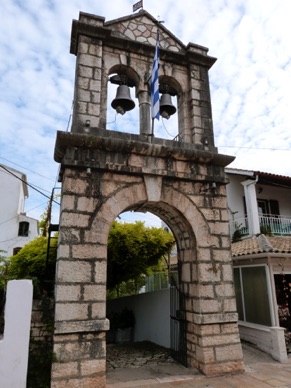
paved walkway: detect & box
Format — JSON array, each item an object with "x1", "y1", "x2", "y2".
[{"x1": 106, "y1": 342, "x2": 291, "y2": 387}]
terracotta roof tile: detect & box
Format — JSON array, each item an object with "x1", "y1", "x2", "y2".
[
  {"x1": 232, "y1": 235, "x2": 291, "y2": 257},
  {"x1": 231, "y1": 237, "x2": 262, "y2": 256}
]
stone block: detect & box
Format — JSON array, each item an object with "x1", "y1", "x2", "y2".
[
  {"x1": 61, "y1": 212, "x2": 90, "y2": 228},
  {"x1": 80, "y1": 358, "x2": 106, "y2": 376},
  {"x1": 57, "y1": 260, "x2": 92, "y2": 283},
  {"x1": 63, "y1": 177, "x2": 89, "y2": 195},
  {"x1": 77, "y1": 101, "x2": 87, "y2": 114},
  {"x1": 59, "y1": 228, "x2": 80, "y2": 244},
  {"x1": 89, "y1": 43, "x2": 102, "y2": 57},
  {"x1": 72, "y1": 244, "x2": 98, "y2": 259},
  {"x1": 55, "y1": 285, "x2": 81, "y2": 302},
  {"x1": 222, "y1": 264, "x2": 235, "y2": 282},
  {"x1": 223, "y1": 298, "x2": 237, "y2": 312},
  {"x1": 199, "y1": 333, "x2": 240, "y2": 347},
  {"x1": 51, "y1": 375, "x2": 106, "y2": 388},
  {"x1": 198, "y1": 263, "x2": 221, "y2": 282},
  {"x1": 201, "y1": 360, "x2": 244, "y2": 377},
  {"x1": 77, "y1": 196, "x2": 97, "y2": 212},
  {"x1": 198, "y1": 284, "x2": 215, "y2": 299},
  {"x1": 55, "y1": 302, "x2": 89, "y2": 322},
  {"x1": 198, "y1": 324, "x2": 221, "y2": 336},
  {"x1": 84, "y1": 228, "x2": 108, "y2": 245},
  {"x1": 196, "y1": 345, "x2": 215, "y2": 363},
  {"x1": 53, "y1": 333, "x2": 79, "y2": 343},
  {"x1": 79, "y1": 89, "x2": 91, "y2": 102},
  {"x1": 209, "y1": 221, "x2": 229, "y2": 236},
  {"x1": 78, "y1": 77, "x2": 89, "y2": 89},
  {"x1": 78, "y1": 40, "x2": 89, "y2": 53},
  {"x1": 91, "y1": 303, "x2": 106, "y2": 319},
  {"x1": 90, "y1": 79, "x2": 101, "y2": 91},
  {"x1": 79, "y1": 53, "x2": 102, "y2": 69},
  {"x1": 196, "y1": 248, "x2": 211, "y2": 262},
  {"x1": 79, "y1": 65, "x2": 93, "y2": 79},
  {"x1": 181, "y1": 262, "x2": 191, "y2": 283},
  {"x1": 61, "y1": 195, "x2": 76, "y2": 211},
  {"x1": 51, "y1": 362, "x2": 78, "y2": 379},
  {"x1": 94, "y1": 261, "x2": 107, "y2": 283},
  {"x1": 92, "y1": 91, "x2": 101, "y2": 104},
  {"x1": 220, "y1": 323, "x2": 238, "y2": 334},
  {"x1": 83, "y1": 285, "x2": 106, "y2": 301},
  {"x1": 57, "y1": 244, "x2": 70, "y2": 259},
  {"x1": 213, "y1": 249, "x2": 232, "y2": 262},
  {"x1": 196, "y1": 299, "x2": 222, "y2": 314},
  {"x1": 215, "y1": 343, "x2": 243, "y2": 362},
  {"x1": 88, "y1": 102, "x2": 100, "y2": 116},
  {"x1": 215, "y1": 283, "x2": 235, "y2": 298}
]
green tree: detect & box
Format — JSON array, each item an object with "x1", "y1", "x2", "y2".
[
  {"x1": 7, "y1": 236, "x2": 57, "y2": 296},
  {"x1": 3, "y1": 221, "x2": 174, "y2": 297},
  {"x1": 107, "y1": 221, "x2": 175, "y2": 293}
]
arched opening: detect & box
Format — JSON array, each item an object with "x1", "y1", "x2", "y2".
[
  {"x1": 104, "y1": 197, "x2": 197, "y2": 372},
  {"x1": 106, "y1": 65, "x2": 140, "y2": 135}
]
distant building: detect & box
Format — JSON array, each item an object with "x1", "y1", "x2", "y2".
[{"x1": 0, "y1": 165, "x2": 39, "y2": 257}]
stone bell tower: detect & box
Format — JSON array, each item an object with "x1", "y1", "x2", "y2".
[{"x1": 51, "y1": 10, "x2": 244, "y2": 387}]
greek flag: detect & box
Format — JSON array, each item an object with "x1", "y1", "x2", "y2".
[{"x1": 150, "y1": 34, "x2": 160, "y2": 120}]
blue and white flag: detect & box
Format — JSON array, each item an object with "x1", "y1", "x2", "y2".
[{"x1": 150, "y1": 34, "x2": 160, "y2": 120}]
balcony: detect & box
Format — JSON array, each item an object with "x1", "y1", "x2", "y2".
[{"x1": 230, "y1": 214, "x2": 291, "y2": 240}]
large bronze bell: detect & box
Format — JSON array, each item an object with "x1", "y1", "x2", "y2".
[
  {"x1": 111, "y1": 85, "x2": 135, "y2": 115},
  {"x1": 159, "y1": 93, "x2": 176, "y2": 119}
]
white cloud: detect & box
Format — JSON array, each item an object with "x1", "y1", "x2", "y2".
[{"x1": 1, "y1": 0, "x2": 291, "y2": 225}]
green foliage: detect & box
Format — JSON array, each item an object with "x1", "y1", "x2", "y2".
[
  {"x1": 260, "y1": 224, "x2": 272, "y2": 236},
  {"x1": 7, "y1": 236, "x2": 57, "y2": 296},
  {"x1": 232, "y1": 222, "x2": 245, "y2": 242},
  {"x1": 0, "y1": 251, "x2": 10, "y2": 289},
  {"x1": 107, "y1": 221, "x2": 175, "y2": 292},
  {"x1": 2, "y1": 221, "x2": 174, "y2": 298}
]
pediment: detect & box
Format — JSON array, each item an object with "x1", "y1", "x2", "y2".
[{"x1": 105, "y1": 10, "x2": 186, "y2": 53}]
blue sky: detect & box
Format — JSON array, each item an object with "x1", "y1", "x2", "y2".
[{"x1": 1, "y1": 0, "x2": 291, "y2": 226}]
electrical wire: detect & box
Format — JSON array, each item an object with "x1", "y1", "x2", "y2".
[
  {"x1": 0, "y1": 165, "x2": 60, "y2": 205},
  {"x1": 161, "y1": 117, "x2": 177, "y2": 138},
  {"x1": 0, "y1": 201, "x2": 49, "y2": 227},
  {"x1": 0, "y1": 156, "x2": 55, "y2": 182}
]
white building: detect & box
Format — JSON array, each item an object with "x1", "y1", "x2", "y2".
[
  {"x1": 226, "y1": 168, "x2": 291, "y2": 362},
  {"x1": 0, "y1": 165, "x2": 39, "y2": 257}
]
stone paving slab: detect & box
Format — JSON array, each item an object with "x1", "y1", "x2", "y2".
[{"x1": 106, "y1": 341, "x2": 291, "y2": 388}]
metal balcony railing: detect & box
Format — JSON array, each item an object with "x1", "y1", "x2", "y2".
[{"x1": 230, "y1": 214, "x2": 291, "y2": 239}]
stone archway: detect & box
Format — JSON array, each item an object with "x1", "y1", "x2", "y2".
[
  {"x1": 51, "y1": 147, "x2": 244, "y2": 387},
  {"x1": 51, "y1": 10, "x2": 244, "y2": 387}
]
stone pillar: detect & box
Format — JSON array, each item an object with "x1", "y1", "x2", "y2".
[
  {"x1": 138, "y1": 90, "x2": 151, "y2": 137},
  {"x1": 51, "y1": 169, "x2": 109, "y2": 387}
]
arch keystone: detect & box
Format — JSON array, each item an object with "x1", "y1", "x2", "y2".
[{"x1": 144, "y1": 175, "x2": 163, "y2": 202}]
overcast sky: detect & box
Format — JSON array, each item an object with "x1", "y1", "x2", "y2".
[{"x1": 1, "y1": 0, "x2": 291, "y2": 227}]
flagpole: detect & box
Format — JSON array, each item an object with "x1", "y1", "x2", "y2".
[
  {"x1": 150, "y1": 28, "x2": 160, "y2": 141},
  {"x1": 150, "y1": 118, "x2": 155, "y2": 143}
]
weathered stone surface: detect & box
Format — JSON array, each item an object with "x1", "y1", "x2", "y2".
[
  {"x1": 51, "y1": 362, "x2": 78, "y2": 379},
  {"x1": 57, "y1": 260, "x2": 92, "y2": 283},
  {"x1": 52, "y1": 9, "x2": 243, "y2": 387}
]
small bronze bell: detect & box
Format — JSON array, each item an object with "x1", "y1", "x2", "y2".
[
  {"x1": 111, "y1": 85, "x2": 135, "y2": 115},
  {"x1": 159, "y1": 93, "x2": 176, "y2": 119}
]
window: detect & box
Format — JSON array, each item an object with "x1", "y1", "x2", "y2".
[
  {"x1": 257, "y1": 199, "x2": 280, "y2": 216},
  {"x1": 18, "y1": 221, "x2": 29, "y2": 237},
  {"x1": 13, "y1": 247, "x2": 22, "y2": 255},
  {"x1": 233, "y1": 265, "x2": 272, "y2": 326}
]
